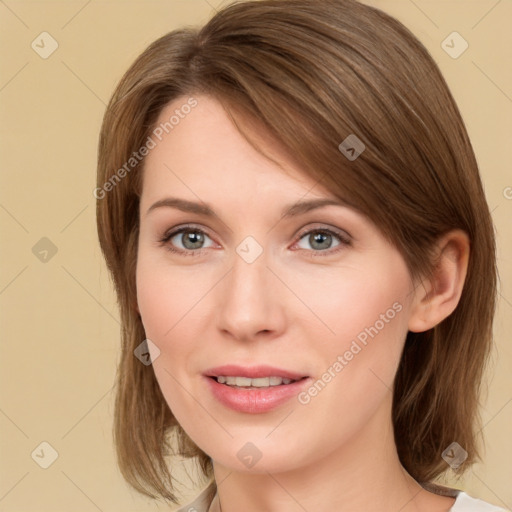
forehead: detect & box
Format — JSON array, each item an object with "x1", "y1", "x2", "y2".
[{"x1": 140, "y1": 94, "x2": 334, "y2": 208}]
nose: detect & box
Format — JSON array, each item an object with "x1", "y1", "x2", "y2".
[{"x1": 215, "y1": 247, "x2": 287, "y2": 343}]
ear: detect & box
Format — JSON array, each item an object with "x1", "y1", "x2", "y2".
[{"x1": 408, "y1": 230, "x2": 470, "y2": 333}]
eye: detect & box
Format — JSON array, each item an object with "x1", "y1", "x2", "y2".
[
  {"x1": 294, "y1": 228, "x2": 350, "y2": 253},
  {"x1": 160, "y1": 226, "x2": 216, "y2": 253}
]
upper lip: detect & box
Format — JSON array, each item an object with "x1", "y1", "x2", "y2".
[{"x1": 204, "y1": 365, "x2": 308, "y2": 381}]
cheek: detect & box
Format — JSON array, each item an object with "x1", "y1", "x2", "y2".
[
  {"x1": 286, "y1": 258, "x2": 410, "y2": 355},
  {"x1": 136, "y1": 269, "x2": 175, "y2": 347},
  {"x1": 332, "y1": 279, "x2": 408, "y2": 371},
  {"x1": 135, "y1": 246, "x2": 211, "y2": 341}
]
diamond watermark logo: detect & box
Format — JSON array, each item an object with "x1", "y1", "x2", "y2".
[
  {"x1": 236, "y1": 236, "x2": 263, "y2": 264},
  {"x1": 134, "y1": 339, "x2": 161, "y2": 365},
  {"x1": 32, "y1": 237, "x2": 58, "y2": 263},
  {"x1": 441, "y1": 32, "x2": 468, "y2": 59},
  {"x1": 442, "y1": 441, "x2": 468, "y2": 469},
  {"x1": 338, "y1": 134, "x2": 365, "y2": 161},
  {"x1": 31, "y1": 32, "x2": 59, "y2": 59},
  {"x1": 31, "y1": 441, "x2": 59, "y2": 469},
  {"x1": 237, "y1": 442, "x2": 263, "y2": 469}
]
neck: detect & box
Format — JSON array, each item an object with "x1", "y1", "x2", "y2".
[{"x1": 208, "y1": 394, "x2": 454, "y2": 512}]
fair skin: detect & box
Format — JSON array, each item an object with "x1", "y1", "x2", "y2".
[{"x1": 136, "y1": 95, "x2": 469, "y2": 512}]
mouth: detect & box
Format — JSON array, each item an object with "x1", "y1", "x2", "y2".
[{"x1": 203, "y1": 365, "x2": 311, "y2": 413}]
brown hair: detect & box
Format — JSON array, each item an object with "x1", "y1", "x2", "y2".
[{"x1": 96, "y1": 0, "x2": 497, "y2": 504}]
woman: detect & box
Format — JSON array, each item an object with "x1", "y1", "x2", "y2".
[{"x1": 96, "y1": 0, "x2": 507, "y2": 510}]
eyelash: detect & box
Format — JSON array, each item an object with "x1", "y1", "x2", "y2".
[{"x1": 158, "y1": 224, "x2": 351, "y2": 257}]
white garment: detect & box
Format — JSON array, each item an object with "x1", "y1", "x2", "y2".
[
  {"x1": 451, "y1": 492, "x2": 508, "y2": 511},
  {"x1": 176, "y1": 481, "x2": 509, "y2": 512}
]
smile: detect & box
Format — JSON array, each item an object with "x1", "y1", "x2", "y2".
[{"x1": 203, "y1": 365, "x2": 311, "y2": 413}]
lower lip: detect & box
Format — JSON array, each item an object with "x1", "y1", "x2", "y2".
[{"x1": 205, "y1": 376, "x2": 311, "y2": 414}]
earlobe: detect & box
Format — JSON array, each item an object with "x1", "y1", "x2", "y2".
[{"x1": 408, "y1": 230, "x2": 470, "y2": 333}]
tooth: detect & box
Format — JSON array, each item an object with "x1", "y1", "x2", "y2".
[
  {"x1": 225, "y1": 376, "x2": 237, "y2": 385},
  {"x1": 282, "y1": 378, "x2": 292, "y2": 385},
  {"x1": 217, "y1": 376, "x2": 227, "y2": 384},
  {"x1": 251, "y1": 377, "x2": 271, "y2": 387},
  {"x1": 269, "y1": 376, "x2": 282, "y2": 386},
  {"x1": 235, "y1": 376, "x2": 253, "y2": 387}
]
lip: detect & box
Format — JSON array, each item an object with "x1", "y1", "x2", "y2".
[{"x1": 203, "y1": 365, "x2": 311, "y2": 414}]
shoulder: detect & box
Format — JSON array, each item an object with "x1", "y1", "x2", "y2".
[
  {"x1": 175, "y1": 481, "x2": 216, "y2": 512},
  {"x1": 451, "y1": 492, "x2": 509, "y2": 512}
]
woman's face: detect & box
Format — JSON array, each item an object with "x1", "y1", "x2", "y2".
[{"x1": 136, "y1": 94, "x2": 417, "y2": 473}]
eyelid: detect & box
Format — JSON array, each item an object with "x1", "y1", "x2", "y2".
[{"x1": 161, "y1": 223, "x2": 212, "y2": 241}]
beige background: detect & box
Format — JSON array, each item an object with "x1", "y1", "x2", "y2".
[{"x1": 0, "y1": 0, "x2": 510, "y2": 510}]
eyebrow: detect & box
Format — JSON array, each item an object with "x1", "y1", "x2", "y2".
[{"x1": 146, "y1": 197, "x2": 350, "y2": 219}]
